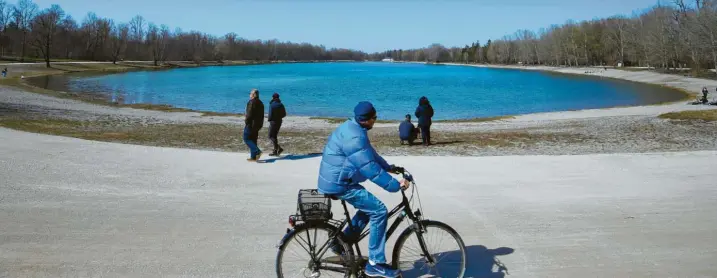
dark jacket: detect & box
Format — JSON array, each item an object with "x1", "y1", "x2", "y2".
[
  {"x1": 268, "y1": 99, "x2": 286, "y2": 122},
  {"x1": 415, "y1": 104, "x2": 434, "y2": 127},
  {"x1": 399, "y1": 120, "x2": 416, "y2": 140},
  {"x1": 245, "y1": 98, "x2": 264, "y2": 130}
]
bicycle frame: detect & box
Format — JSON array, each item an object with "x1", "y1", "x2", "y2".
[
  {"x1": 279, "y1": 170, "x2": 438, "y2": 277},
  {"x1": 337, "y1": 189, "x2": 421, "y2": 250},
  {"x1": 312, "y1": 171, "x2": 435, "y2": 271}
]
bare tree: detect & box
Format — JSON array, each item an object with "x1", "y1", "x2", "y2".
[
  {"x1": 129, "y1": 14, "x2": 145, "y2": 59},
  {"x1": 425, "y1": 43, "x2": 447, "y2": 62},
  {"x1": 0, "y1": 0, "x2": 14, "y2": 56},
  {"x1": 13, "y1": 0, "x2": 37, "y2": 61},
  {"x1": 695, "y1": 0, "x2": 717, "y2": 72},
  {"x1": 29, "y1": 4, "x2": 63, "y2": 67},
  {"x1": 146, "y1": 22, "x2": 170, "y2": 65},
  {"x1": 109, "y1": 22, "x2": 128, "y2": 64}
]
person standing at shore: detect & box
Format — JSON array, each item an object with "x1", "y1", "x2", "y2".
[
  {"x1": 701, "y1": 87, "x2": 709, "y2": 104},
  {"x1": 244, "y1": 89, "x2": 264, "y2": 161},
  {"x1": 268, "y1": 92, "x2": 286, "y2": 156},
  {"x1": 415, "y1": 96, "x2": 434, "y2": 146}
]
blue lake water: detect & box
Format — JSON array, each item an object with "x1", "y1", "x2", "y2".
[{"x1": 30, "y1": 62, "x2": 684, "y2": 120}]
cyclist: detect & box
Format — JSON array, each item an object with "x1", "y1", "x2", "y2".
[{"x1": 317, "y1": 101, "x2": 410, "y2": 278}]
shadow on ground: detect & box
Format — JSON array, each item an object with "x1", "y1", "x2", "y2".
[
  {"x1": 403, "y1": 140, "x2": 464, "y2": 146},
  {"x1": 260, "y1": 152, "x2": 322, "y2": 163},
  {"x1": 399, "y1": 245, "x2": 514, "y2": 278}
]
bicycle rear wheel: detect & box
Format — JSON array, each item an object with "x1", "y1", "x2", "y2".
[
  {"x1": 276, "y1": 222, "x2": 355, "y2": 278},
  {"x1": 391, "y1": 220, "x2": 466, "y2": 278}
]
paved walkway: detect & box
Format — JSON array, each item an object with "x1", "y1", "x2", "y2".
[{"x1": 1, "y1": 127, "x2": 716, "y2": 277}]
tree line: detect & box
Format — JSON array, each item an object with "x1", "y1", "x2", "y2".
[
  {"x1": 0, "y1": 0, "x2": 369, "y2": 67},
  {"x1": 371, "y1": 0, "x2": 717, "y2": 73}
]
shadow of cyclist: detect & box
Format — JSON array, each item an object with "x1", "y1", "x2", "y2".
[
  {"x1": 259, "y1": 152, "x2": 322, "y2": 163},
  {"x1": 399, "y1": 245, "x2": 514, "y2": 278}
]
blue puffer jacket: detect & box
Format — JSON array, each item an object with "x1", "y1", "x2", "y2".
[{"x1": 317, "y1": 118, "x2": 401, "y2": 195}]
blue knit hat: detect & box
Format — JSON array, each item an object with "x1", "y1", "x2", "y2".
[{"x1": 354, "y1": 101, "x2": 376, "y2": 121}]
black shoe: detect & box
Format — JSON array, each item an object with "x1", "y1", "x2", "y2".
[{"x1": 277, "y1": 147, "x2": 284, "y2": 155}]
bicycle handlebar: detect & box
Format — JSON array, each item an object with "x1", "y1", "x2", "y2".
[{"x1": 389, "y1": 165, "x2": 414, "y2": 186}]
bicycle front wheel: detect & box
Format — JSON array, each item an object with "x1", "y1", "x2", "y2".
[
  {"x1": 391, "y1": 220, "x2": 467, "y2": 278},
  {"x1": 276, "y1": 222, "x2": 355, "y2": 278}
]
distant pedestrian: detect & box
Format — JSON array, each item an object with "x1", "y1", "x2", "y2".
[
  {"x1": 398, "y1": 114, "x2": 418, "y2": 145},
  {"x1": 244, "y1": 89, "x2": 264, "y2": 162},
  {"x1": 268, "y1": 92, "x2": 286, "y2": 156},
  {"x1": 701, "y1": 87, "x2": 709, "y2": 104},
  {"x1": 414, "y1": 96, "x2": 434, "y2": 146},
  {"x1": 2, "y1": 67, "x2": 7, "y2": 77}
]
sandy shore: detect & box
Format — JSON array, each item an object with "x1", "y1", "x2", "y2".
[
  {"x1": 2, "y1": 127, "x2": 717, "y2": 277},
  {"x1": 1, "y1": 62, "x2": 716, "y2": 156}
]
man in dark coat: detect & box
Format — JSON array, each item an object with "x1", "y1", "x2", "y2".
[
  {"x1": 398, "y1": 114, "x2": 418, "y2": 145},
  {"x1": 414, "y1": 96, "x2": 434, "y2": 146},
  {"x1": 267, "y1": 92, "x2": 287, "y2": 156},
  {"x1": 244, "y1": 89, "x2": 264, "y2": 161}
]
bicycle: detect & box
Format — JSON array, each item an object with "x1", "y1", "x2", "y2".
[{"x1": 275, "y1": 167, "x2": 467, "y2": 278}]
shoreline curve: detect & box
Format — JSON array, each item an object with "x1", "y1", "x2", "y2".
[{"x1": 14, "y1": 61, "x2": 717, "y2": 123}]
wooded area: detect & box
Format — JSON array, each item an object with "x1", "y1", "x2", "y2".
[
  {"x1": 371, "y1": 0, "x2": 717, "y2": 74},
  {"x1": 0, "y1": 0, "x2": 368, "y2": 67},
  {"x1": 3, "y1": 0, "x2": 716, "y2": 74}
]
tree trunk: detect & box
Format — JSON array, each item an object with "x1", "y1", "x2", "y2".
[
  {"x1": 44, "y1": 34, "x2": 51, "y2": 68},
  {"x1": 20, "y1": 31, "x2": 27, "y2": 62}
]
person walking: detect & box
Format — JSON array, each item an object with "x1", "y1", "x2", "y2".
[
  {"x1": 414, "y1": 96, "x2": 434, "y2": 146},
  {"x1": 244, "y1": 89, "x2": 264, "y2": 161},
  {"x1": 268, "y1": 92, "x2": 286, "y2": 156}
]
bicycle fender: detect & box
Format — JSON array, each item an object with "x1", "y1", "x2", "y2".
[{"x1": 276, "y1": 228, "x2": 295, "y2": 249}]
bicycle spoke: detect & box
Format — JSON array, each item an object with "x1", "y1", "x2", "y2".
[
  {"x1": 279, "y1": 225, "x2": 351, "y2": 278},
  {"x1": 396, "y1": 223, "x2": 465, "y2": 278},
  {"x1": 294, "y1": 232, "x2": 312, "y2": 254}
]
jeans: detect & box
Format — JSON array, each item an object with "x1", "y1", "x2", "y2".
[
  {"x1": 243, "y1": 125, "x2": 261, "y2": 158},
  {"x1": 268, "y1": 121, "x2": 282, "y2": 152},
  {"x1": 336, "y1": 187, "x2": 389, "y2": 264}
]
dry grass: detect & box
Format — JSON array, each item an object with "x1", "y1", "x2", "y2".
[
  {"x1": 0, "y1": 114, "x2": 592, "y2": 156},
  {"x1": 309, "y1": 117, "x2": 398, "y2": 124},
  {"x1": 658, "y1": 109, "x2": 717, "y2": 122},
  {"x1": 0, "y1": 118, "x2": 248, "y2": 151},
  {"x1": 119, "y1": 103, "x2": 196, "y2": 113},
  {"x1": 310, "y1": 115, "x2": 515, "y2": 124},
  {"x1": 200, "y1": 111, "x2": 244, "y2": 117},
  {"x1": 435, "y1": 115, "x2": 515, "y2": 123},
  {"x1": 368, "y1": 127, "x2": 589, "y2": 149}
]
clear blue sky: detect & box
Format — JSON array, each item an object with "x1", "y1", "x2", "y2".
[{"x1": 33, "y1": 0, "x2": 661, "y2": 53}]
